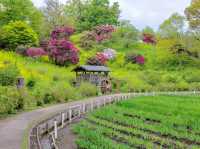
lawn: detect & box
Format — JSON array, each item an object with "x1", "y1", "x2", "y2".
[{"x1": 73, "y1": 96, "x2": 200, "y2": 149}]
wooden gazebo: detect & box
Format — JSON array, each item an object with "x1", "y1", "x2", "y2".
[{"x1": 73, "y1": 65, "x2": 112, "y2": 94}]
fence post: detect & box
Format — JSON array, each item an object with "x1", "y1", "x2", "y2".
[
  {"x1": 54, "y1": 121, "x2": 58, "y2": 139},
  {"x1": 69, "y1": 109, "x2": 72, "y2": 123},
  {"x1": 61, "y1": 113, "x2": 65, "y2": 128},
  {"x1": 82, "y1": 103, "x2": 85, "y2": 113},
  {"x1": 78, "y1": 106, "x2": 81, "y2": 117}
]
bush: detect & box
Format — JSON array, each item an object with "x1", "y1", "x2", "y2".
[
  {"x1": 0, "y1": 86, "x2": 25, "y2": 114},
  {"x1": 80, "y1": 25, "x2": 115, "y2": 49},
  {"x1": 87, "y1": 52, "x2": 108, "y2": 66},
  {"x1": 0, "y1": 21, "x2": 38, "y2": 49},
  {"x1": 125, "y1": 52, "x2": 145, "y2": 65},
  {"x1": 142, "y1": 33, "x2": 156, "y2": 44},
  {"x1": 16, "y1": 45, "x2": 29, "y2": 56},
  {"x1": 78, "y1": 82, "x2": 98, "y2": 97},
  {"x1": 48, "y1": 27, "x2": 79, "y2": 66},
  {"x1": 26, "y1": 47, "x2": 47, "y2": 58},
  {"x1": 0, "y1": 64, "x2": 20, "y2": 86},
  {"x1": 183, "y1": 71, "x2": 200, "y2": 83}
]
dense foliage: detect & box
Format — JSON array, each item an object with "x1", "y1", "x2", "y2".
[
  {"x1": 0, "y1": 64, "x2": 20, "y2": 86},
  {"x1": 0, "y1": 21, "x2": 39, "y2": 49},
  {"x1": 65, "y1": 0, "x2": 120, "y2": 31},
  {"x1": 0, "y1": 0, "x2": 43, "y2": 34},
  {"x1": 185, "y1": 0, "x2": 200, "y2": 31}
]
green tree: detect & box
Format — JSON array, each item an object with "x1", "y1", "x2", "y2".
[
  {"x1": 0, "y1": 0, "x2": 43, "y2": 34},
  {"x1": 142, "y1": 26, "x2": 155, "y2": 35},
  {"x1": 158, "y1": 13, "x2": 185, "y2": 38},
  {"x1": 185, "y1": 0, "x2": 200, "y2": 31},
  {"x1": 111, "y1": 20, "x2": 139, "y2": 48},
  {"x1": 42, "y1": 0, "x2": 71, "y2": 36},
  {"x1": 65, "y1": 0, "x2": 120, "y2": 31}
]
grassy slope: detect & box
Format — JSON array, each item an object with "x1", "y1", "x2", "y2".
[{"x1": 73, "y1": 96, "x2": 200, "y2": 149}]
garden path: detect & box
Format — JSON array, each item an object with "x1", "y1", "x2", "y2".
[
  {"x1": 0, "y1": 99, "x2": 92, "y2": 149},
  {"x1": 0, "y1": 95, "x2": 115, "y2": 149}
]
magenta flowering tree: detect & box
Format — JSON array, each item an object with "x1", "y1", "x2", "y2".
[
  {"x1": 26, "y1": 47, "x2": 47, "y2": 58},
  {"x1": 48, "y1": 26, "x2": 79, "y2": 66}
]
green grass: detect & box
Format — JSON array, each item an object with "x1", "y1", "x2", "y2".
[{"x1": 73, "y1": 96, "x2": 200, "y2": 149}]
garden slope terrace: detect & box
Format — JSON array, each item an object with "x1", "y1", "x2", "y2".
[{"x1": 0, "y1": 94, "x2": 126, "y2": 149}]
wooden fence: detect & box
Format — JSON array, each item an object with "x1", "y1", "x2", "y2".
[{"x1": 29, "y1": 91, "x2": 200, "y2": 149}]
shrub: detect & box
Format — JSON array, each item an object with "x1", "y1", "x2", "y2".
[
  {"x1": 51, "y1": 26, "x2": 75, "y2": 40},
  {"x1": 183, "y1": 71, "x2": 200, "y2": 83},
  {"x1": 0, "y1": 86, "x2": 25, "y2": 114},
  {"x1": 0, "y1": 64, "x2": 20, "y2": 86},
  {"x1": 103, "y1": 48, "x2": 117, "y2": 60},
  {"x1": 16, "y1": 45, "x2": 29, "y2": 56},
  {"x1": 94, "y1": 25, "x2": 115, "y2": 42},
  {"x1": 48, "y1": 39, "x2": 79, "y2": 65},
  {"x1": 142, "y1": 33, "x2": 156, "y2": 44},
  {"x1": 0, "y1": 21, "x2": 38, "y2": 49},
  {"x1": 48, "y1": 26, "x2": 79, "y2": 66},
  {"x1": 78, "y1": 82, "x2": 98, "y2": 97},
  {"x1": 26, "y1": 47, "x2": 47, "y2": 58},
  {"x1": 80, "y1": 25, "x2": 115, "y2": 48},
  {"x1": 87, "y1": 52, "x2": 108, "y2": 66},
  {"x1": 125, "y1": 52, "x2": 145, "y2": 65}
]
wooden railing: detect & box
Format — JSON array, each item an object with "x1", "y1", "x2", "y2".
[{"x1": 29, "y1": 91, "x2": 200, "y2": 149}]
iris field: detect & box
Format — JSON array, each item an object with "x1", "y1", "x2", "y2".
[{"x1": 73, "y1": 96, "x2": 200, "y2": 149}]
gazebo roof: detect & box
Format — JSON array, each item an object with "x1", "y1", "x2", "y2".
[{"x1": 73, "y1": 65, "x2": 110, "y2": 72}]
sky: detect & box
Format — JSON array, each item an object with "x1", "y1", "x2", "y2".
[{"x1": 32, "y1": 0, "x2": 191, "y2": 30}]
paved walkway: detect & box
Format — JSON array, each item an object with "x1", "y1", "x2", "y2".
[{"x1": 0, "y1": 95, "x2": 116, "y2": 149}]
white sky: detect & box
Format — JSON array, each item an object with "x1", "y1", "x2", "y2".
[{"x1": 32, "y1": 0, "x2": 191, "y2": 30}]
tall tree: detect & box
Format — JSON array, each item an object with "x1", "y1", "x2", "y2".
[
  {"x1": 185, "y1": 0, "x2": 200, "y2": 31},
  {"x1": 158, "y1": 13, "x2": 185, "y2": 38},
  {"x1": 41, "y1": 0, "x2": 73, "y2": 38},
  {"x1": 142, "y1": 26, "x2": 155, "y2": 35},
  {"x1": 0, "y1": 0, "x2": 43, "y2": 34},
  {"x1": 65, "y1": 0, "x2": 120, "y2": 31}
]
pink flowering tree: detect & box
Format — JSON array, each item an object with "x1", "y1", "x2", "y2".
[{"x1": 48, "y1": 26, "x2": 79, "y2": 66}]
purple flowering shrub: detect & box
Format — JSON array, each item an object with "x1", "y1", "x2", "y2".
[
  {"x1": 125, "y1": 52, "x2": 145, "y2": 65},
  {"x1": 26, "y1": 47, "x2": 47, "y2": 58},
  {"x1": 80, "y1": 25, "x2": 115, "y2": 48},
  {"x1": 48, "y1": 26, "x2": 79, "y2": 66}
]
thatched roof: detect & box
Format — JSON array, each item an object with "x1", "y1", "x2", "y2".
[{"x1": 73, "y1": 65, "x2": 110, "y2": 72}]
